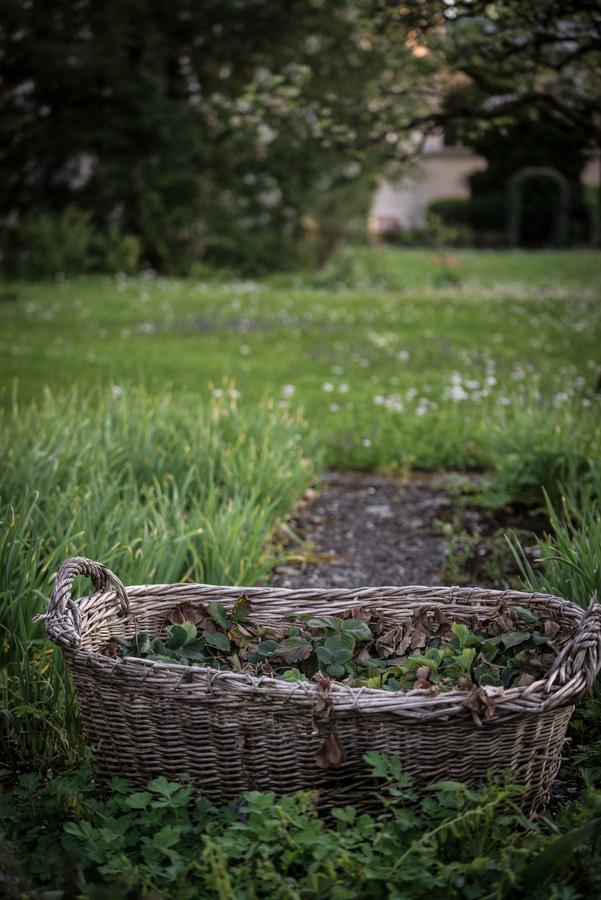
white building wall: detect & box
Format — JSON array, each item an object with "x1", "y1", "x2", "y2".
[{"x1": 369, "y1": 146, "x2": 486, "y2": 232}]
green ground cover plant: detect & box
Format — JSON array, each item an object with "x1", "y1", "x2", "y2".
[{"x1": 1, "y1": 753, "x2": 600, "y2": 899}]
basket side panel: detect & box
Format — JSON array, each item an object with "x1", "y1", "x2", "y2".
[{"x1": 69, "y1": 658, "x2": 573, "y2": 812}]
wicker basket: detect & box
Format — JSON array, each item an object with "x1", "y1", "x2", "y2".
[{"x1": 43, "y1": 556, "x2": 601, "y2": 811}]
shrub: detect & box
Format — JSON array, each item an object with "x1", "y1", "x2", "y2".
[
  {"x1": 0, "y1": 207, "x2": 95, "y2": 277},
  {"x1": 0, "y1": 208, "x2": 141, "y2": 277},
  {"x1": 428, "y1": 196, "x2": 472, "y2": 226},
  {"x1": 95, "y1": 224, "x2": 141, "y2": 274}
]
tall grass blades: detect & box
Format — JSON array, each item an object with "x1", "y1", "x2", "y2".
[
  {"x1": 507, "y1": 489, "x2": 601, "y2": 608},
  {"x1": 479, "y1": 391, "x2": 601, "y2": 509},
  {"x1": 0, "y1": 386, "x2": 318, "y2": 768}
]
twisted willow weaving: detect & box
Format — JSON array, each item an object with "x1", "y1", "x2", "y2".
[{"x1": 42, "y1": 556, "x2": 601, "y2": 811}]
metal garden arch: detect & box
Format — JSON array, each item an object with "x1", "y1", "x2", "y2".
[{"x1": 507, "y1": 166, "x2": 569, "y2": 248}]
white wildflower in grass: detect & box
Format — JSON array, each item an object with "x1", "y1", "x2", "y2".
[
  {"x1": 361, "y1": 438, "x2": 372, "y2": 447},
  {"x1": 111, "y1": 385, "x2": 124, "y2": 398},
  {"x1": 338, "y1": 383, "x2": 349, "y2": 393},
  {"x1": 397, "y1": 349, "x2": 410, "y2": 362},
  {"x1": 281, "y1": 384, "x2": 295, "y2": 398},
  {"x1": 212, "y1": 388, "x2": 224, "y2": 398},
  {"x1": 228, "y1": 388, "x2": 241, "y2": 399},
  {"x1": 372, "y1": 394, "x2": 404, "y2": 413},
  {"x1": 486, "y1": 376, "x2": 497, "y2": 386},
  {"x1": 322, "y1": 382, "x2": 334, "y2": 392},
  {"x1": 240, "y1": 344, "x2": 251, "y2": 355},
  {"x1": 444, "y1": 384, "x2": 469, "y2": 401},
  {"x1": 329, "y1": 403, "x2": 340, "y2": 412}
]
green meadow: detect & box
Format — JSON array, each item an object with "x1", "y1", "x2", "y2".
[{"x1": 2, "y1": 249, "x2": 600, "y2": 468}]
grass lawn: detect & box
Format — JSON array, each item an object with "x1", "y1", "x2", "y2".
[
  {"x1": 2, "y1": 248, "x2": 601, "y2": 897},
  {"x1": 2, "y1": 248, "x2": 600, "y2": 468}
]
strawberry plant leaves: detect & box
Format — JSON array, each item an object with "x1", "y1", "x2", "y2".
[
  {"x1": 105, "y1": 604, "x2": 559, "y2": 696},
  {"x1": 203, "y1": 630, "x2": 231, "y2": 653},
  {"x1": 255, "y1": 639, "x2": 278, "y2": 657},
  {"x1": 342, "y1": 619, "x2": 372, "y2": 641},
  {"x1": 501, "y1": 631, "x2": 530, "y2": 650},
  {"x1": 231, "y1": 593, "x2": 251, "y2": 624},
  {"x1": 451, "y1": 623, "x2": 470, "y2": 648},
  {"x1": 316, "y1": 645, "x2": 335, "y2": 665},
  {"x1": 324, "y1": 633, "x2": 355, "y2": 654},
  {"x1": 326, "y1": 663, "x2": 346, "y2": 678},
  {"x1": 276, "y1": 636, "x2": 313, "y2": 664},
  {"x1": 306, "y1": 616, "x2": 339, "y2": 630},
  {"x1": 166, "y1": 623, "x2": 197, "y2": 650},
  {"x1": 514, "y1": 606, "x2": 538, "y2": 624},
  {"x1": 280, "y1": 668, "x2": 305, "y2": 682},
  {"x1": 209, "y1": 602, "x2": 230, "y2": 630}
]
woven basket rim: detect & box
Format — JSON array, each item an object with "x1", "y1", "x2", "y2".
[{"x1": 59, "y1": 579, "x2": 593, "y2": 718}]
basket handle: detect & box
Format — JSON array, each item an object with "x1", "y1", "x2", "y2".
[
  {"x1": 37, "y1": 556, "x2": 129, "y2": 649},
  {"x1": 545, "y1": 597, "x2": 601, "y2": 701}
]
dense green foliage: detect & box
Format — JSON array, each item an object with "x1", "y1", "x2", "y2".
[
  {"x1": 0, "y1": 0, "x2": 434, "y2": 274},
  {"x1": 2, "y1": 754, "x2": 601, "y2": 899},
  {"x1": 443, "y1": 114, "x2": 592, "y2": 246}
]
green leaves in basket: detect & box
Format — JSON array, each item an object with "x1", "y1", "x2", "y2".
[
  {"x1": 501, "y1": 631, "x2": 531, "y2": 650},
  {"x1": 316, "y1": 634, "x2": 355, "y2": 678},
  {"x1": 231, "y1": 593, "x2": 251, "y2": 624},
  {"x1": 307, "y1": 615, "x2": 372, "y2": 642},
  {"x1": 209, "y1": 602, "x2": 230, "y2": 630},
  {"x1": 275, "y1": 635, "x2": 313, "y2": 664},
  {"x1": 167, "y1": 622, "x2": 198, "y2": 649},
  {"x1": 101, "y1": 597, "x2": 562, "y2": 697},
  {"x1": 203, "y1": 630, "x2": 231, "y2": 653}
]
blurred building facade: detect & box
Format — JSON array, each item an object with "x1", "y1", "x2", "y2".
[
  {"x1": 369, "y1": 133, "x2": 600, "y2": 237},
  {"x1": 368, "y1": 134, "x2": 486, "y2": 234}
]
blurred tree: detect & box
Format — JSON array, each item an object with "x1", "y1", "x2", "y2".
[
  {"x1": 438, "y1": 0, "x2": 600, "y2": 144},
  {"x1": 0, "y1": 0, "x2": 436, "y2": 273},
  {"x1": 1, "y1": 0, "x2": 598, "y2": 272},
  {"x1": 433, "y1": 0, "x2": 601, "y2": 240}
]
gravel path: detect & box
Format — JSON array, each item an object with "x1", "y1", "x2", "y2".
[{"x1": 270, "y1": 470, "x2": 451, "y2": 589}]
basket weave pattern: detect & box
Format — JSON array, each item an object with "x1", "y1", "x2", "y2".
[{"x1": 44, "y1": 557, "x2": 601, "y2": 810}]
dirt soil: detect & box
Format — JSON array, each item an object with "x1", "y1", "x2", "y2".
[
  {"x1": 269, "y1": 469, "x2": 546, "y2": 591},
  {"x1": 270, "y1": 469, "x2": 451, "y2": 589}
]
